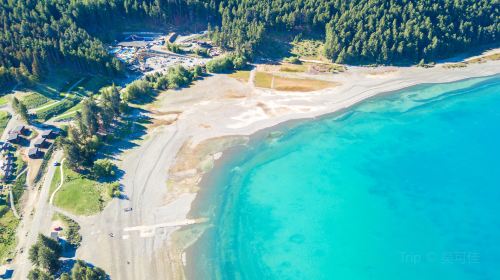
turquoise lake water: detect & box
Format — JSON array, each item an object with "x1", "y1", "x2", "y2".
[{"x1": 187, "y1": 75, "x2": 500, "y2": 280}]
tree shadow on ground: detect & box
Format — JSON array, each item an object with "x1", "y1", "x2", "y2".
[
  {"x1": 98, "y1": 107, "x2": 152, "y2": 161},
  {"x1": 59, "y1": 239, "x2": 77, "y2": 258},
  {"x1": 0, "y1": 269, "x2": 13, "y2": 279}
]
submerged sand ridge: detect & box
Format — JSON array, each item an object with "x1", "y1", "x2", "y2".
[{"x1": 71, "y1": 55, "x2": 500, "y2": 280}]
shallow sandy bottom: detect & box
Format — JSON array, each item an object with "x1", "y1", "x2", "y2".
[{"x1": 72, "y1": 54, "x2": 500, "y2": 280}]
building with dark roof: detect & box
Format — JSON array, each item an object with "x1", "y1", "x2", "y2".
[
  {"x1": 41, "y1": 130, "x2": 58, "y2": 139},
  {"x1": 33, "y1": 138, "x2": 47, "y2": 148},
  {"x1": 28, "y1": 148, "x2": 42, "y2": 159},
  {"x1": 7, "y1": 133, "x2": 20, "y2": 143},
  {"x1": 12, "y1": 125, "x2": 27, "y2": 135}
]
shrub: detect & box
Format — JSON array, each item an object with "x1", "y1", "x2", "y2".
[
  {"x1": 122, "y1": 80, "x2": 152, "y2": 102},
  {"x1": 92, "y1": 159, "x2": 116, "y2": 179},
  {"x1": 106, "y1": 182, "x2": 121, "y2": 198},
  {"x1": 206, "y1": 54, "x2": 247, "y2": 73},
  {"x1": 284, "y1": 56, "x2": 301, "y2": 64}
]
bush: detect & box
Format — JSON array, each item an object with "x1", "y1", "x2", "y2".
[
  {"x1": 166, "y1": 43, "x2": 182, "y2": 53},
  {"x1": 206, "y1": 56, "x2": 233, "y2": 73},
  {"x1": 284, "y1": 56, "x2": 301, "y2": 64},
  {"x1": 122, "y1": 80, "x2": 152, "y2": 102},
  {"x1": 194, "y1": 48, "x2": 209, "y2": 57},
  {"x1": 107, "y1": 182, "x2": 121, "y2": 198},
  {"x1": 92, "y1": 159, "x2": 116, "y2": 178},
  {"x1": 56, "y1": 214, "x2": 82, "y2": 248},
  {"x1": 206, "y1": 54, "x2": 247, "y2": 73},
  {"x1": 193, "y1": 65, "x2": 203, "y2": 79},
  {"x1": 71, "y1": 260, "x2": 107, "y2": 280}
]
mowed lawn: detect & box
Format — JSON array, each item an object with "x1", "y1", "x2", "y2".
[{"x1": 53, "y1": 164, "x2": 111, "y2": 215}]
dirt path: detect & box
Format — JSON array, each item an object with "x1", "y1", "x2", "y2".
[
  {"x1": 49, "y1": 158, "x2": 65, "y2": 205},
  {"x1": 11, "y1": 151, "x2": 63, "y2": 280}
]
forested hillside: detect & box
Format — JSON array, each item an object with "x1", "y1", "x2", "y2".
[
  {"x1": 1, "y1": 0, "x2": 499, "y2": 89},
  {"x1": 212, "y1": 0, "x2": 499, "y2": 64},
  {"x1": 0, "y1": 0, "x2": 210, "y2": 89}
]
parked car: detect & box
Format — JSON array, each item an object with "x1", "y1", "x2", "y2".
[
  {"x1": 124, "y1": 207, "x2": 133, "y2": 212},
  {"x1": 53, "y1": 161, "x2": 60, "y2": 166}
]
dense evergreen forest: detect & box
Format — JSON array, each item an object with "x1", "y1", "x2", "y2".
[
  {"x1": 1, "y1": 0, "x2": 498, "y2": 89},
  {"x1": 211, "y1": 0, "x2": 499, "y2": 64}
]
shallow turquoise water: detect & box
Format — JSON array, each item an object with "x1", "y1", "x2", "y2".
[{"x1": 188, "y1": 75, "x2": 500, "y2": 280}]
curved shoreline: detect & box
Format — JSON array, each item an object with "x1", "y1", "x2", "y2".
[
  {"x1": 69, "y1": 56, "x2": 500, "y2": 280},
  {"x1": 184, "y1": 74, "x2": 500, "y2": 279},
  {"x1": 164, "y1": 62, "x2": 500, "y2": 279}
]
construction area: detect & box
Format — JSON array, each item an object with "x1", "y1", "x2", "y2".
[{"x1": 109, "y1": 31, "x2": 222, "y2": 75}]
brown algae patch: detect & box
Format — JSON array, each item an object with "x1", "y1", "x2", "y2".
[{"x1": 167, "y1": 136, "x2": 248, "y2": 197}]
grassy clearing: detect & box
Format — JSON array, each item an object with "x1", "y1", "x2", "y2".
[
  {"x1": 35, "y1": 96, "x2": 80, "y2": 121},
  {"x1": 0, "y1": 110, "x2": 11, "y2": 135},
  {"x1": 228, "y1": 70, "x2": 251, "y2": 82},
  {"x1": 53, "y1": 102, "x2": 82, "y2": 121},
  {"x1": 290, "y1": 39, "x2": 324, "y2": 60},
  {"x1": 0, "y1": 205, "x2": 19, "y2": 264},
  {"x1": 20, "y1": 92, "x2": 56, "y2": 109},
  {"x1": 77, "y1": 75, "x2": 111, "y2": 94},
  {"x1": 49, "y1": 161, "x2": 62, "y2": 198},
  {"x1": 254, "y1": 71, "x2": 338, "y2": 92},
  {"x1": 0, "y1": 94, "x2": 11, "y2": 106},
  {"x1": 254, "y1": 72, "x2": 274, "y2": 88},
  {"x1": 53, "y1": 163, "x2": 113, "y2": 216}
]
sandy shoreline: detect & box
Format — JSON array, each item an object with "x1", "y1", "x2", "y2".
[
  {"x1": 163, "y1": 59, "x2": 500, "y2": 278},
  {"x1": 71, "y1": 54, "x2": 499, "y2": 279}
]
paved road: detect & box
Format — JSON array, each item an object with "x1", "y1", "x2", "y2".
[{"x1": 11, "y1": 151, "x2": 63, "y2": 280}]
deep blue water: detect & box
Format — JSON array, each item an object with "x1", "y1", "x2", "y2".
[{"x1": 187, "y1": 75, "x2": 500, "y2": 280}]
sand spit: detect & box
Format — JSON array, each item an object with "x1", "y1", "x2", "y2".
[{"x1": 72, "y1": 53, "x2": 499, "y2": 280}]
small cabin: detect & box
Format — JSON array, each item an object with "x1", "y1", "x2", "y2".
[
  {"x1": 50, "y1": 231, "x2": 59, "y2": 241},
  {"x1": 33, "y1": 138, "x2": 47, "y2": 148},
  {"x1": 7, "y1": 133, "x2": 20, "y2": 143},
  {"x1": 12, "y1": 125, "x2": 28, "y2": 135},
  {"x1": 28, "y1": 148, "x2": 42, "y2": 159},
  {"x1": 41, "y1": 129, "x2": 58, "y2": 139}
]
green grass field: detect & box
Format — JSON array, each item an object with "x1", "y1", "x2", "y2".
[
  {"x1": 0, "y1": 205, "x2": 19, "y2": 264},
  {"x1": 77, "y1": 76, "x2": 111, "y2": 94},
  {"x1": 53, "y1": 164, "x2": 112, "y2": 215},
  {"x1": 49, "y1": 162, "x2": 62, "y2": 198},
  {"x1": 0, "y1": 111, "x2": 11, "y2": 135},
  {"x1": 35, "y1": 96, "x2": 80, "y2": 121},
  {"x1": 20, "y1": 92, "x2": 57, "y2": 109}
]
